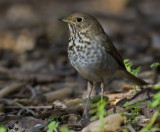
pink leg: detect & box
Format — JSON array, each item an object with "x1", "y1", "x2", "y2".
[
  {"x1": 83, "y1": 81, "x2": 94, "y2": 117},
  {"x1": 101, "y1": 80, "x2": 105, "y2": 102}
]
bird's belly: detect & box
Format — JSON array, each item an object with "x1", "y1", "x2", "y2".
[{"x1": 68, "y1": 44, "x2": 119, "y2": 82}]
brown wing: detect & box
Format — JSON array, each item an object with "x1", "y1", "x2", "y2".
[
  {"x1": 102, "y1": 34, "x2": 126, "y2": 69},
  {"x1": 101, "y1": 34, "x2": 148, "y2": 86}
]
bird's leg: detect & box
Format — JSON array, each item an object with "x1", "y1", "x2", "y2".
[
  {"x1": 83, "y1": 81, "x2": 94, "y2": 117},
  {"x1": 100, "y1": 80, "x2": 105, "y2": 102}
]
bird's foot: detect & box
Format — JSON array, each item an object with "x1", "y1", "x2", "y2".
[{"x1": 78, "y1": 109, "x2": 90, "y2": 127}]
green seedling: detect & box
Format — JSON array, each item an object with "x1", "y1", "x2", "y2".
[
  {"x1": 151, "y1": 82, "x2": 160, "y2": 107},
  {"x1": 124, "y1": 59, "x2": 141, "y2": 76},
  {"x1": 122, "y1": 129, "x2": 128, "y2": 132},
  {"x1": 47, "y1": 116, "x2": 75, "y2": 132},
  {"x1": 47, "y1": 121, "x2": 59, "y2": 132},
  {"x1": 48, "y1": 116, "x2": 60, "y2": 123},
  {"x1": 150, "y1": 62, "x2": 160, "y2": 68},
  {"x1": 123, "y1": 99, "x2": 150, "y2": 129},
  {"x1": 59, "y1": 126, "x2": 75, "y2": 132},
  {"x1": 140, "y1": 110, "x2": 159, "y2": 132},
  {"x1": 0, "y1": 125, "x2": 7, "y2": 132},
  {"x1": 140, "y1": 82, "x2": 160, "y2": 132},
  {"x1": 124, "y1": 59, "x2": 141, "y2": 93},
  {"x1": 89, "y1": 100, "x2": 108, "y2": 131}
]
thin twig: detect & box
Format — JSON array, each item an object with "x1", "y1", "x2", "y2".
[
  {"x1": 0, "y1": 98, "x2": 35, "y2": 116},
  {"x1": 5, "y1": 105, "x2": 53, "y2": 109}
]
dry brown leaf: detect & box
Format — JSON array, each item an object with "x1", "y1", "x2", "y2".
[
  {"x1": 105, "y1": 91, "x2": 133, "y2": 105},
  {"x1": 82, "y1": 113, "x2": 125, "y2": 132},
  {"x1": 65, "y1": 98, "x2": 83, "y2": 108}
]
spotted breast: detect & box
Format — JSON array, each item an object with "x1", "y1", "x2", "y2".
[{"x1": 68, "y1": 23, "x2": 119, "y2": 82}]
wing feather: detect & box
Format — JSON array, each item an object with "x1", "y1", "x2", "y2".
[{"x1": 102, "y1": 34, "x2": 126, "y2": 69}]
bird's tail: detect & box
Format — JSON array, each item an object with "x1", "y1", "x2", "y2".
[{"x1": 122, "y1": 70, "x2": 148, "y2": 86}]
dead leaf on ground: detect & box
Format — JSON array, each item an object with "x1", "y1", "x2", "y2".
[{"x1": 82, "y1": 113, "x2": 126, "y2": 132}]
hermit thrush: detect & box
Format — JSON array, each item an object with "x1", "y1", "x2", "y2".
[{"x1": 59, "y1": 13, "x2": 148, "y2": 115}]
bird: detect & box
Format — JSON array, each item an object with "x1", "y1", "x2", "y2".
[{"x1": 59, "y1": 12, "x2": 148, "y2": 116}]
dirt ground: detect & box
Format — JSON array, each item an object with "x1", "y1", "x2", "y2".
[{"x1": 0, "y1": 0, "x2": 160, "y2": 131}]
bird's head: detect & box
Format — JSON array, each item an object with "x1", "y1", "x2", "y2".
[{"x1": 59, "y1": 13, "x2": 104, "y2": 35}]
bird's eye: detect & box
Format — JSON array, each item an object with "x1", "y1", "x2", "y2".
[{"x1": 77, "y1": 17, "x2": 83, "y2": 22}]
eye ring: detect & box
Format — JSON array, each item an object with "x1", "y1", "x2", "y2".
[{"x1": 77, "y1": 17, "x2": 83, "y2": 22}]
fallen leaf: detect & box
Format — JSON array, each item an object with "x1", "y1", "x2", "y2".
[
  {"x1": 82, "y1": 113, "x2": 125, "y2": 132},
  {"x1": 65, "y1": 98, "x2": 83, "y2": 108}
]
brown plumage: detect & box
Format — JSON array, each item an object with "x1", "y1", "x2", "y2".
[{"x1": 60, "y1": 12, "x2": 148, "y2": 116}]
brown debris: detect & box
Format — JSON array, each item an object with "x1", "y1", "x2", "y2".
[
  {"x1": 0, "y1": 83, "x2": 24, "y2": 98},
  {"x1": 0, "y1": 0, "x2": 159, "y2": 131},
  {"x1": 44, "y1": 87, "x2": 75, "y2": 102},
  {"x1": 82, "y1": 113, "x2": 126, "y2": 132}
]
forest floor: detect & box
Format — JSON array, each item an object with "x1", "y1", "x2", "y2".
[{"x1": 0, "y1": 0, "x2": 160, "y2": 131}]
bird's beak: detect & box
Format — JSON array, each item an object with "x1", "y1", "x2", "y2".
[{"x1": 58, "y1": 17, "x2": 70, "y2": 23}]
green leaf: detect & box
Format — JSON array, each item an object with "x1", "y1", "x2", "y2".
[
  {"x1": 122, "y1": 129, "x2": 128, "y2": 132},
  {"x1": 60, "y1": 126, "x2": 74, "y2": 132},
  {"x1": 89, "y1": 100, "x2": 108, "y2": 127},
  {"x1": 153, "y1": 92, "x2": 160, "y2": 99},
  {"x1": 124, "y1": 59, "x2": 141, "y2": 76},
  {"x1": 132, "y1": 66, "x2": 141, "y2": 76},
  {"x1": 140, "y1": 110, "x2": 159, "y2": 132},
  {"x1": 89, "y1": 109, "x2": 98, "y2": 114},
  {"x1": 47, "y1": 121, "x2": 59, "y2": 132},
  {"x1": 153, "y1": 82, "x2": 160, "y2": 89},
  {"x1": 150, "y1": 62, "x2": 160, "y2": 68},
  {"x1": 0, "y1": 126, "x2": 7, "y2": 132},
  {"x1": 123, "y1": 101, "x2": 134, "y2": 107},
  {"x1": 151, "y1": 100, "x2": 160, "y2": 107}
]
